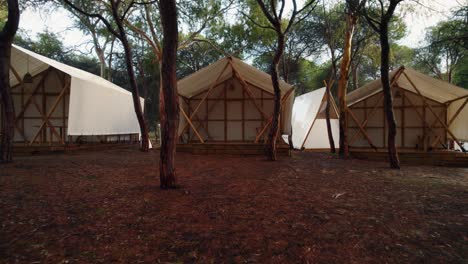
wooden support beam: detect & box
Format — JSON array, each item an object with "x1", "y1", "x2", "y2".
[
  {"x1": 402, "y1": 72, "x2": 466, "y2": 152},
  {"x1": 300, "y1": 100, "x2": 322, "y2": 149},
  {"x1": 349, "y1": 94, "x2": 384, "y2": 145},
  {"x1": 180, "y1": 107, "x2": 205, "y2": 143},
  {"x1": 179, "y1": 62, "x2": 230, "y2": 136},
  {"x1": 229, "y1": 60, "x2": 270, "y2": 120},
  {"x1": 254, "y1": 88, "x2": 294, "y2": 143},
  {"x1": 447, "y1": 98, "x2": 468, "y2": 126},
  {"x1": 445, "y1": 94, "x2": 468, "y2": 105},
  {"x1": 29, "y1": 80, "x2": 70, "y2": 145},
  {"x1": 348, "y1": 108, "x2": 378, "y2": 150}
]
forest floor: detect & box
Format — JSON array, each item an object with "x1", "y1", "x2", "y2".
[{"x1": 0, "y1": 148, "x2": 467, "y2": 263}]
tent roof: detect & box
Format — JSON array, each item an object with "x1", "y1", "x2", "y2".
[
  {"x1": 347, "y1": 67, "x2": 468, "y2": 106},
  {"x1": 177, "y1": 56, "x2": 294, "y2": 98},
  {"x1": 10, "y1": 45, "x2": 133, "y2": 97}
]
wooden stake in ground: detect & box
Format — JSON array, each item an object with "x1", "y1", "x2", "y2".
[
  {"x1": 364, "y1": 0, "x2": 403, "y2": 169},
  {"x1": 0, "y1": 0, "x2": 20, "y2": 163},
  {"x1": 159, "y1": 0, "x2": 179, "y2": 189}
]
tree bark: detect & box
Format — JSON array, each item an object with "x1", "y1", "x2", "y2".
[
  {"x1": 265, "y1": 32, "x2": 285, "y2": 161},
  {"x1": 0, "y1": 0, "x2": 20, "y2": 163},
  {"x1": 380, "y1": 21, "x2": 400, "y2": 169},
  {"x1": 159, "y1": 0, "x2": 179, "y2": 189},
  {"x1": 352, "y1": 62, "x2": 358, "y2": 90},
  {"x1": 337, "y1": 15, "x2": 356, "y2": 158},
  {"x1": 109, "y1": 1, "x2": 149, "y2": 152},
  {"x1": 325, "y1": 83, "x2": 336, "y2": 153}
]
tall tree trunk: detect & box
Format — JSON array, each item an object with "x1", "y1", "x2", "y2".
[
  {"x1": 110, "y1": 2, "x2": 149, "y2": 152},
  {"x1": 96, "y1": 47, "x2": 106, "y2": 78},
  {"x1": 0, "y1": 0, "x2": 20, "y2": 163},
  {"x1": 107, "y1": 37, "x2": 115, "y2": 81},
  {"x1": 337, "y1": 15, "x2": 356, "y2": 158},
  {"x1": 352, "y1": 62, "x2": 358, "y2": 90},
  {"x1": 325, "y1": 82, "x2": 336, "y2": 153},
  {"x1": 265, "y1": 32, "x2": 285, "y2": 161},
  {"x1": 380, "y1": 22, "x2": 400, "y2": 169},
  {"x1": 159, "y1": 0, "x2": 179, "y2": 189}
]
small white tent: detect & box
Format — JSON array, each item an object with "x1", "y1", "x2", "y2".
[
  {"x1": 289, "y1": 87, "x2": 339, "y2": 149},
  {"x1": 2, "y1": 45, "x2": 143, "y2": 146}
]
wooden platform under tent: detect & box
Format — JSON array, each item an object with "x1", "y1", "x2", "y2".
[
  {"x1": 349, "y1": 148, "x2": 468, "y2": 167},
  {"x1": 2, "y1": 45, "x2": 145, "y2": 156},
  {"x1": 176, "y1": 142, "x2": 291, "y2": 156}
]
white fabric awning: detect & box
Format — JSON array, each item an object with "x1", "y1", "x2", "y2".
[
  {"x1": 10, "y1": 45, "x2": 143, "y2": 136},
  {"x1": 290, "y1": 88, "x2": 339, "y2": 149}
]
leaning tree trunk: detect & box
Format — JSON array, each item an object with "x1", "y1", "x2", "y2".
[
  {"x1": 325, "y1": 83, "x2": 336, "y2": 153},
  {"x1": 337, "y1": 15, "x2": 356, "y2": 158},
  {"x1": 110, "y1": 2, "x2": 149, "y2": 152},
  {"x1": 265, "y1": 32, "x2": 285, "y2": 161},
  {"x1": 380, "y1": 22, "x2": 400, "y2": 169},
  {"x1": 0, "y1": 0, "x2": 20, "y2": 163},
  {"x1": 159, "y1": 0, "x2": 179, "y2": 189}
]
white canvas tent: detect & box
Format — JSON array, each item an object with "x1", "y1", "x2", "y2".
[
  {"x1": 347, "y1": 66, "x2": 468, "y2": 151},
  {"x1": 2, "y1": 45, "x2": 143, "y2": 146},
  {"x1": 177, "y1": 56, "x2": 295, "y2": 143},
  {"x1": 289, "y1": 87, "x2": 339, "y2": 149}
]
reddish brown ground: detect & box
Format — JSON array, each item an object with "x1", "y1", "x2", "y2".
[{"x1": 0, "y1": 148, "x2": 467, "y2": 263}]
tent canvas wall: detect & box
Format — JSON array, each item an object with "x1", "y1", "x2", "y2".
[
  {"x1": 1, "y1": 45, "x2": 143, "y2": 146},
  {"x1": 177, "y1": 57, "x2": 295, "y2": 143},
  {"x1": 289, "y1": 87, "x2": 340, "y2": 149},
  {"x1": 347, "y1": 66, "x2": 468, "y2": 151}
]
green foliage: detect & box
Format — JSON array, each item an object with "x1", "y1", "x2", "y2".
[
  {"x1": 453, "y1": 56, "x2": 468, "y2": 88},
  {"x1": 0, "y1": 1, "x2": 6, "y2": 29}
]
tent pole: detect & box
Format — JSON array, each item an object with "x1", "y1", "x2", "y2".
[
  {"x1": 349, "y1": 93, "x2": 384, "y2": 145},
  {"x1": 348, "y1": 108, "x2": 378, "y2": 150},
  {"x1": 447, "y1": 98, "x2": 468, "y2": 126},
  {"x1": 179, "y1": 61, "x2": 231, "y2": 135},
  {"x1": 180, "y1": 107, "x2": 204, "y2": 143},
  {"x1": 300, "y1": 102, "x2": 321, "y2": 150},
  {"x1": 228, "y1": 60, "x2": 269, "y2": 120},
  {"x1": 402, "y1": 72, "x2": 466, "y2": 152},
  {"x1": 29, "y1": 79, "x2": 70, "y2": 145}
]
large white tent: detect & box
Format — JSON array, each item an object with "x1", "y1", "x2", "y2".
[
  {"x1": 2, "y1": 45, "x2": 143, "y2": 146},
  {"x1": 347, "y1": 66, "x2": 468, "y2": 151},
  {"x1": 177, "y1": 57, "x2": 294, "y2": 143},
  {"x1": 289, "y1": 87, "x2": 339, "y2": 149}
]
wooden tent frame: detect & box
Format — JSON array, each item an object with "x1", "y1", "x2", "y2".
[
  {"x1": 300, "y1": 88, "x2": 340, "y2": 149},
  {"x1": 5, "y1": 66, "x2": 70, "y2": 146},
  {"x1": 347, "y1": 67, "x2": 467, "y2": 152},
  {"x1": 178, "y1": 57, "x2": 294, "y2": 144},
  {"x1": 3, "y1": 65, "x2": 140, "y2": 147}
]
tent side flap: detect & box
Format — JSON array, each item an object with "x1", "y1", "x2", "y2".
[{"x1": 68, "y1": 77, "x2": 142, "y2": 135}]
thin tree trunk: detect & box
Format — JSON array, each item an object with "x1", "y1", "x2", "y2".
[
  {"x1": 107, "y1": 37, "x2": 115, "y2": 81},
  {"x1": 110, "y1": 2, "x2": 149, "y2": 152},
  {"x1": 0, "y1": 0, "x2": 20, "y2": 163},
  {"x1": 325, "y1": 82, "x2": 336, "y2": 153},
  {"x1": 337, "y1": 15, "x2": 356, "y2": 158},
  {"x1": 159, "y1": 0, "x2": 179, "y2": 189},
  {"x1": 266, "y1": 33, "x2": 285, "y2": 161},
  {"x1": 352, "y1": 62, "x2": 358, "y2": 90},
  {"x1": 380, "y1": 22, "x2": 400, "y2": 169}
]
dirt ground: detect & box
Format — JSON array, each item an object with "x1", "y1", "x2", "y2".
[{"x1": 0, "y1": 148, "x2": 467, "y2": 263}]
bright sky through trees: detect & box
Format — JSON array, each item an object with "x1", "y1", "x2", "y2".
[{"x1": 19, "y1": 0, "x2": 465, "y2": 54}]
